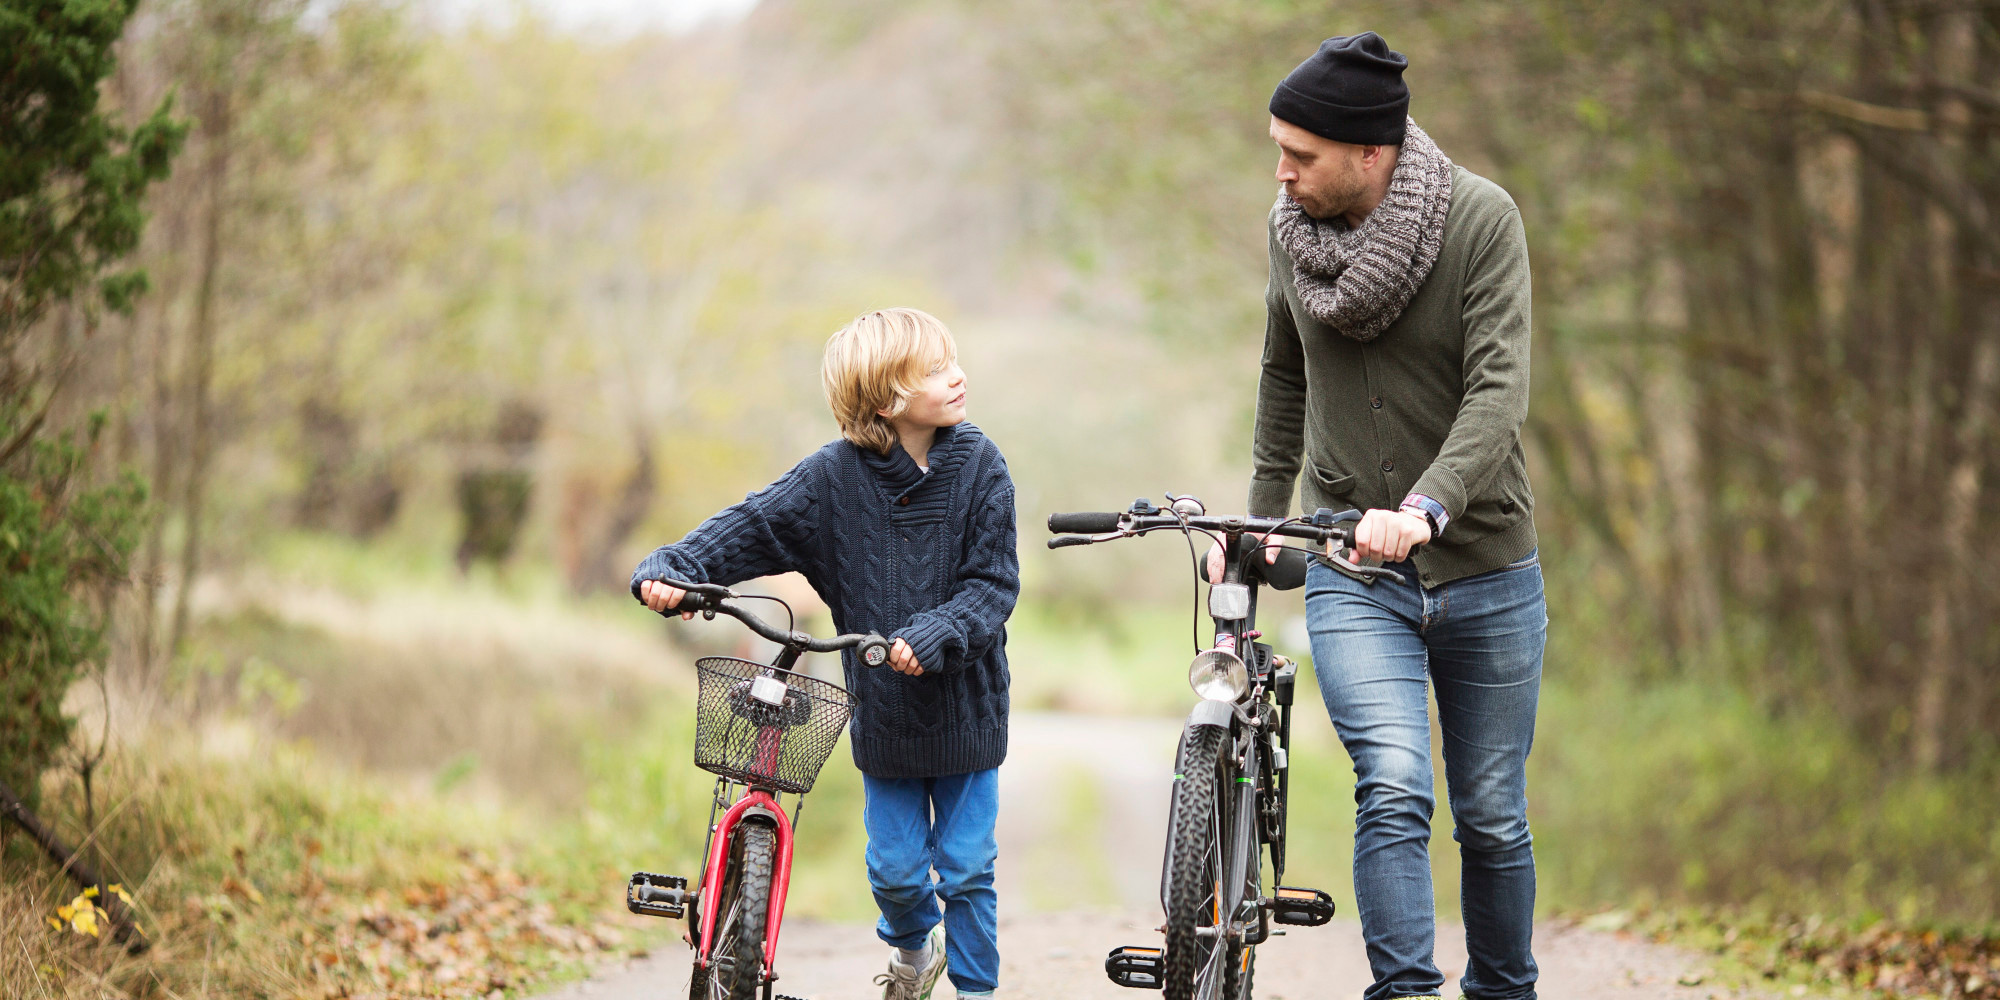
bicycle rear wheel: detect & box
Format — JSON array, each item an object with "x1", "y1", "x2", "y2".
[
  {"x1": 703, "y1": 822, "x2": 776, "y2": 1000},
  {"x1": 1163, "y1": 724, "x2": 1242, "y2": 1000}
]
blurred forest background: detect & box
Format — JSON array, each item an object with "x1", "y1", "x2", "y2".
[{"x1": 5, "y1": 0, "x2": 1998, "y2": 997}]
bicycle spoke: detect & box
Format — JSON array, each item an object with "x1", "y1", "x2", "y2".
[{"x1": 710, "y1": 895, "x2": 742, "y2": 999}]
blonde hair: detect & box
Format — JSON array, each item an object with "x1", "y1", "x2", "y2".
[{"x1": 822, "y1": 308, "x2": 959, "y2": 455}]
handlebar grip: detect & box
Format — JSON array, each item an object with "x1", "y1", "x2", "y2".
[
  {"x1": 669, "y1": 590, "x2": 713, "y2": 615},
  {"x1": 1047, "y1": 511, "x2": 1121, "y2": 534},
  {"x1": 855, "y1": 634, "x2": 891, "y2": 668},
  {"x1": 645, "y1": 577, "x2": 730, "y2": 617},
  {"x1": 1261, "y1": 544, "x2": 1312, "y2": 591},
  {"x1": 1047, "y1": 535, "x2": 1096, "y2": 549}
]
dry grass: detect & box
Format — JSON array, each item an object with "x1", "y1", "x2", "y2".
[
  {"x1": 2, "y1": 551, "x2": 714, "y2": 999},
  {"x1": 1, "y1": 726, "x2": 672, "y2": 1000}
]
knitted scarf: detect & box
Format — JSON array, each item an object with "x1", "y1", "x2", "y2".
[{"x1": 1272, "y1": 117, "x2": 1453, "y2": 342}]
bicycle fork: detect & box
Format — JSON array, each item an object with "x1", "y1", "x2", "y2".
[{"x1": 628, "y1": 783, "x2": 797, "y2": 985}]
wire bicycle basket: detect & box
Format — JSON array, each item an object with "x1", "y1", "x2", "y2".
[{"x1": 692, "y1": 657, "x2": 855, "y2": 794}]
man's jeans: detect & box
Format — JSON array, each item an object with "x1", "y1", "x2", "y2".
[
  {"x1": 1304, "y1": 549, "x2": 1547, "y2": 1000},
  {"x1": 862, "y1": 768, "x2": 1000, "y2": 994}
]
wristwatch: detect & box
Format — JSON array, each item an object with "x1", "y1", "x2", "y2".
[{"x1": 1402, "y1": 504, "x2": 1441, "y2": 542}]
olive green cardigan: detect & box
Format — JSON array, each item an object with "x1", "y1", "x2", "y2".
[{"x1": 1248, "y1": 164, "x2": 1537, "y2": 588}]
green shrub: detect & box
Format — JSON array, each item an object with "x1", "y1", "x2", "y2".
[{"x1": 0, "y1": 419, "x2": 145, "y2": 811}]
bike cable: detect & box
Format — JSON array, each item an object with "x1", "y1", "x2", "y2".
[{"x1": 734, "y1": 592, "x2": 796, "y2": 634}]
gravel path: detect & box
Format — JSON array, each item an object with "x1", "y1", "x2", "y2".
[
  {"x1": 550, "y1": 909, "x2": 1769, "y2": 1000},
  {"x1": 545, "y1": 712, "x2": 1787, "y2": 1000}
]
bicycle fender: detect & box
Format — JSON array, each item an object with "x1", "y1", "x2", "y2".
[{"x1": 1185, "y1": 699, "x2": 1233, "y2": 730}]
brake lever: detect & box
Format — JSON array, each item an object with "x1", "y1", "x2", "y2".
[
  {"x1": 1047, "y1": 531, "x2": 1129, "y2": 550},
  {"x1": 1314, "y1": 553, "x2": 1408, "y2": 587}
]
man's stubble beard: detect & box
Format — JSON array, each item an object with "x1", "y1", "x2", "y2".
[{"x1": 1293, "y1": 161, "x2": 1368, "y2": 222}]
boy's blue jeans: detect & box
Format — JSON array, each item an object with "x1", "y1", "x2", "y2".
[
  {"x1": 1304, "y1": 550, "x2": 1547, "y2": 1000},
  {"x1": 862, "y1": 768, "x2": 1000, "y2": 994}
]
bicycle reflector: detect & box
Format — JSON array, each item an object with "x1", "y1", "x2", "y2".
[{"x1": 1188, "y1": 648, "x2": 1249, "y2": 702}]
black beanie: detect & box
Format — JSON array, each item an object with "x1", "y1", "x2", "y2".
[{"x1": 1269, "y1": 32, "x2": 1410, "y2": 146}]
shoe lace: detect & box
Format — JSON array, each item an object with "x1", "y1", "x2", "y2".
[{"x1": 873, "y1": 971, "x2": 913, "y2": 999}]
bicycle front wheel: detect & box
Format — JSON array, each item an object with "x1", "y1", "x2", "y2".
[
  {"x1": 1163, "y1": 723, "x2": 1242, "y2": 1000},
  {"x1": 705, "y1": 821, "x2": 776, "y2": 1000}
]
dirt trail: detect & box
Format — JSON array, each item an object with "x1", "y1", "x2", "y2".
[{"x1": 544, "y1": 712, "x2": 1787, "y2": 1000}]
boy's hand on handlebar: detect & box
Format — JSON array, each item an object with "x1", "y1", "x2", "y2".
[
  {"x1": 638, "y1": 579, "x2": 695, "y2": 620},
  {"x1": 887, "y1": 638, "x2": 925, "y2": 676},
  {"x1": 1204, "y1": 532, "x2": 1276, "y2": 584},
  {"x1": 1342, "y1": 509, "x2": 1433, "y2": 565}
]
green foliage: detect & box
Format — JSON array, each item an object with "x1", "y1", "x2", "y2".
[
  {"x1": 1530, "y1": 673, "x2": 2000, "y2": 925},
  {"x1": 0, "y1": 419, "x2": 145, "y2": 810},
  {"x1": 0, "y1": 0, "x2": 179, "y2": 813},
  {"x1": 0, "y1": 0, "x2": 185, "y2": 335}
]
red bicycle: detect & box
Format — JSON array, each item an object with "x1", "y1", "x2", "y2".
[{"x1": 626, "y1": 579, "x2": 890, "y2": 1000}]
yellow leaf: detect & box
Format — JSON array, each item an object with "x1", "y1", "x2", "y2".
[
  {"x1": 55, "y1": 903, "x2": 75, "y2": 921},
  {"x1": 46, "y1": 917, "x2": 62, "y2": 931},
  {"x1": 82, "y1": 886, "x2": 99, "y2": 899},
  {"x1": 70, "y1": 907, "x2": 101, "y2": 938}
]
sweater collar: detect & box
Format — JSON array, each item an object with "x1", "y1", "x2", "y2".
[{"x1": 857, "y1": 422, "x2": 971, "y2": 499}]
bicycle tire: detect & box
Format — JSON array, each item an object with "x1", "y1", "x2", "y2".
[
  {"x1": 1232, "y1": 946, "x2": 1255, "y2": 1000},
  {"x1": 695, "y1": 833, "x2": 741, "y2": 1000},
  {"x1": 715, "y1": 822, "x2": 775, "y2": 1000},
  {"x1": 1163, "y1": 724, "x2": 1238, "y2": 1000}
]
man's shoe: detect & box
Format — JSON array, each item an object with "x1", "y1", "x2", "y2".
[{"x1": 873, "y1": 923, "x2": 948, "y2": 1000}]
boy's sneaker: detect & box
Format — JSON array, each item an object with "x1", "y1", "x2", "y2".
[{"x1": 874, "y1": 923, "x2": 947, "y2": 1000}]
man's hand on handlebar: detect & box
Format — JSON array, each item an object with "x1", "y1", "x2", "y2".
[
  {"x1": 1349, "y1": 509, "x2": 1432, "y2": 564},
  {"x1": 638, "y1": 579, "x2": 695, "y2": 620},
  {"x1": 886, "y1": 638, "x2": 925, "y2": 677},
  {"x1": 1200, "y1": 509, "x2": 1431, "y2": 582},
  {"x1": 1204, "y1": 532, "x2": 1277, "y2": 584}
]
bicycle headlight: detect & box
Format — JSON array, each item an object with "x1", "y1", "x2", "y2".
[{"x1": 1188, "y1": 649, "x2": 1250, "y2": 702}]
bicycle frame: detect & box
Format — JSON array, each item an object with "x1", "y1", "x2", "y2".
[
  {"x1": 1168, "y1": 563, "x2": 1279, "y2": 957},
  {"x1": 694, "y1": 782, "x2": 796, "y2": 978}
]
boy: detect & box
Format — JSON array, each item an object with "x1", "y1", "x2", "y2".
[{"x1": 632, "y1": 308, "x2": 1017, "y2": 1000}]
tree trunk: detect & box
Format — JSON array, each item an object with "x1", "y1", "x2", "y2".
[
  {"x1": 1912, "y1": 7, "x2": 1996, "y2": 770},
  {"x1": 136, "y1": 194, "x2": 184, "y2": 684},
  {"x1": 571, "y1": 430, "x2": 657, "y2": 596},
  {"x1": 166, "y1": 92, "x2": 230, "y2": 663}
]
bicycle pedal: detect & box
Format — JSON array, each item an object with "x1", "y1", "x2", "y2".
[
  {"x1": 1105, "y1": 945, "x2": 1166, "y2": 990},
  {"x1": 1269, "y1": 885, "x2": 1336, "y2": 926},
  {"x1": 626, "y1": 872, "x2": 689, "y2": 919}
]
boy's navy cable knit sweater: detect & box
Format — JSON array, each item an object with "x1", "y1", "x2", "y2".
[{"x1": 630, "y1": 423, "x2": 1018, "y2": 778}]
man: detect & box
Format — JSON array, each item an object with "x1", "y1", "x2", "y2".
[{"x1": 1208, "y1": 31, "x2": 1545, "y2": 1000}]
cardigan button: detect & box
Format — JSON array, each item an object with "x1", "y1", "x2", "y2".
[
  {"x1": 1381, "y1": 460, "x2": 1394, "y2": 473},
  {"x1": 897, "y1": 496, "x2": 910, "y2": 506},
  {"x1": 1370, "y1": 396, "x2": 1383, "y2": 409}
]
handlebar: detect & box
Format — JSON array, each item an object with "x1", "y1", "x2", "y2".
[
  {"x1": 645, "y1": 579, "x2": 892, "y2": 666},
  {"x1": 1047, "y1": 511, "x2": 1345, "y2": 542},
  {"x1": 1045, "y1": 507, "x2": 1411, "y2": 587},
  {"x1": 1046, "y1": 510, "x2": 1122, "y2": 534}
]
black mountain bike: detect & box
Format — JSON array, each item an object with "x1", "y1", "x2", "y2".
[{"x1": 1048, "y1": 496, "x2": 1408, "y2": 1000}]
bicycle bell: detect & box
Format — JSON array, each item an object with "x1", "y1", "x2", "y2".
[{"x1": 1168, "y1": 493, "x2": 1205, "y2": 517}]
